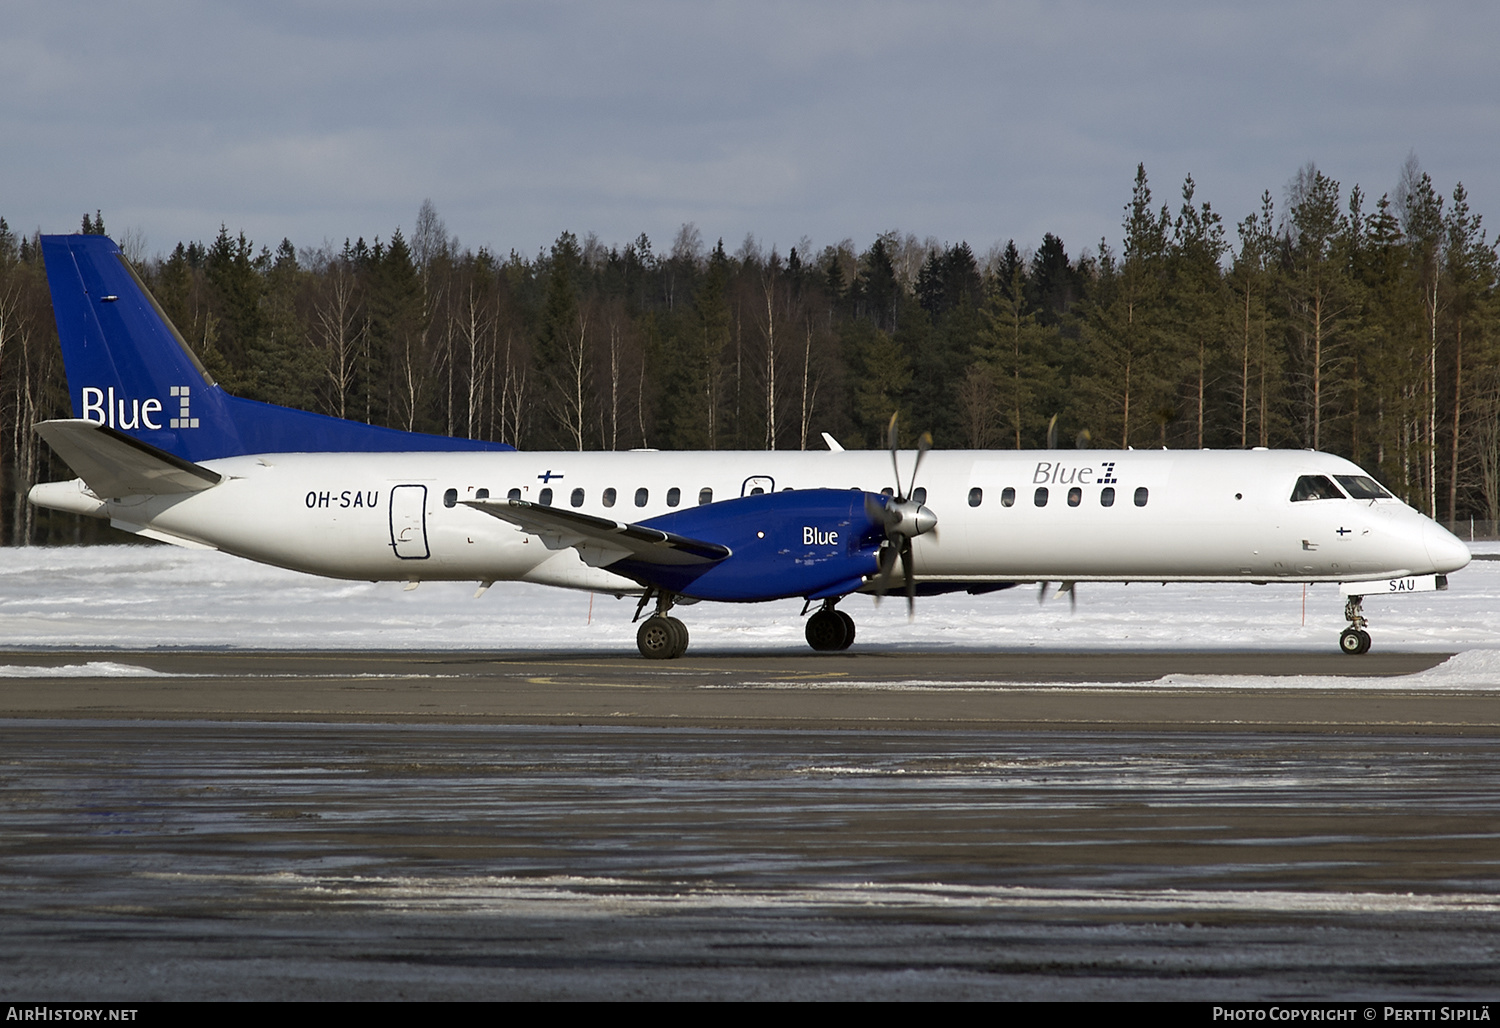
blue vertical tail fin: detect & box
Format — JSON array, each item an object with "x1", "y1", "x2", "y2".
[{"x1": 41, "y1": 234, "x2": 511, "y2": 461}]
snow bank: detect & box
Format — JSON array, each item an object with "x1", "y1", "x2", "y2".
[{"x1": 0, "y1": 543, "x2": 1493, "y2": 657}]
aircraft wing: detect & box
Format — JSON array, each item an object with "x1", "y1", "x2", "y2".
[
  {"x1": 35, "y1": 419, "x2": 222, "y2": 498},
  {"x1": 463, "y1": 499, "x2": 732, "y2": 568}
]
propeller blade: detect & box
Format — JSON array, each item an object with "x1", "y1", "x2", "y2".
[
  {"x1": 870, "y1": 412, "x2": 936, "y2": 619},
  {"x1": 909, "y1": 431, "x2": 932, "y2": 498},
  {"x1": 900, "y1": 537, "x2": 916, "y2": 619},
  {"x1": 1061, "y1": 581, "x2": 1077, "y2": 612},
  {"x1": 1038, "y1": 582, "x2": 1052, "y2": 605},
  {"x1": 886, "y1": 413, "x2": 903, "y2": 499},
  {"x1": 874, "y1": 543, "x2": 899, "y2": 604}
]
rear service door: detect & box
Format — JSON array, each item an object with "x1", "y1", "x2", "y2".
[{"x1": 389, "y1": 485, "x2": 430, "y2": 559}]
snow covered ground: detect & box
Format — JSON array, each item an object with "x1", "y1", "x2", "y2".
[{"x1": 0, "y1": 541, "x2": 1495, "y2": 664}]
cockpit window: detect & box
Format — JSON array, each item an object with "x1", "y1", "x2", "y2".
[
  {"x1": 1334, "y1": 475, "x2": 1392, "y2": 500},
  {"x1": 1290, "y1": 475, "x2": 1345, "y2": 502}
]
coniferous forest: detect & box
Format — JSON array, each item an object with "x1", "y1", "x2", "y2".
[{"x1": 1, "y1": 161, "x2": 1497, "y2": 544}]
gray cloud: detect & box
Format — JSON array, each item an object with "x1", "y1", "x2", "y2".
[{"x1": 4, "y1": 1, "x2": 1497, "y2": 262}]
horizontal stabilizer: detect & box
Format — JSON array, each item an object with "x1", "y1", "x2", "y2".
[
  {"x1": 35, "y1": 419, "x2": 222, "y2": 497},
  {"x1": 464, "y1": 499, "x2": 731, "y2": 567}
]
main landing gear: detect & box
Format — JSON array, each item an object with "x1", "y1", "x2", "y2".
[
  {"x1": 805, "y1": 601, "x2": 856, "y2": 652},
  {"x1": 637, "y1": 614, "x2": 689, "y2": 659},
  {"x1": 632, "y1": 591, "x2": 859, "y2": 659},
  {"x1": 1339, "y1": 594, "x2": 1372, "y2": 655},
  {"x1": 634, "y1": 589, "x2": 689, "y2": 660}
]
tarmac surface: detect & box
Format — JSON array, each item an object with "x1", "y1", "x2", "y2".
[
  {"x1": 3, "y1": 648, "x2": 1499, "y2": 1000},
  {"x1": 0, "y1": 647, "x2": 1488, "y2": 731}
]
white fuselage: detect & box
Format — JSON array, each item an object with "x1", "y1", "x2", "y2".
[{"x1": 31, "y1": 447, "x2": 1472, "y2": 597}]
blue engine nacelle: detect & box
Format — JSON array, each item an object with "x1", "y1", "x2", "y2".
[{"x1": 611, "y1": 488, "x2": 887, "y2": 602}]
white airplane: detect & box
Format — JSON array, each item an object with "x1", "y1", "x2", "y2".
[{"x1": 29, "y1": 234, "x2": 1470, "y2": 658}]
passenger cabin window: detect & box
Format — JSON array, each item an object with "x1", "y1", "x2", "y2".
[
  {"x1": 634, "y1": 487, "x2": 649, "y2": 507},
  {"x1": 443, "y1": 488, "x2": 457, "y2": 508},
  {"x1": 1335, "y1": 475, "x2": 1392, "y2": 500},
  {"x1": 1034, "y1": 487, "x2": 1048, "y2": 507},
  {"x1": 1000, "y1": 487, "x2": 1014, "y2": 507},
  {"x1": 507, "y1": 488, "x2": 521, "y2": 502},
  {"x1": 667, "y1": 487, "x2": 681, "y2": 507},
  {"x1": 1067, "y1": 487, "x2": 1081, "y2": 507},
  {"x1": 1100, "y1": 487, "x2": 1115, "y2": 507},
  {"x1": 1134, "y1": 487, "x2": 1149, "y2": 507},
  {"x1": 1290, "y1": 475, "x2": 1344, "y2": 502},
  {"x1": 539, "y1": 487, "x2": 553, "y2": 506},
  {"x1": 968, "y1": 487, "x2": 983, "y2": 507},
  {"x1": 912, "y1": 487, "x2": 927, "y2": 505},
  {"x1": 475, "y1": 488, "x2": 489, "y2": 500},
  {"x1": 570, "y1": 487, "x2": 585, "y2": 508},
  {"x1": 602, "y1": 487, "x2": 616, "y2": 508},
  {"x1": 698, "y1": 488, "x2": 713, "y2": 505}
]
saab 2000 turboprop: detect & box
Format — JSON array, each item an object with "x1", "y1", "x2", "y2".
[{"x1": 29, "y1": 233, "x2": 1470, "y2": 658}]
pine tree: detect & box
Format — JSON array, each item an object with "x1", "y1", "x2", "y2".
[
  {"x1": 978, "y1": 241, "x2": 1048, "y2": 448},
  {"x1": 1228, "y1": 192, "x2": 1280, "y2": 447},
  {"x1": 1284, "y1": 165, "x2": 1354, "y2": 453},
  {"x1": 857, "y1": 237, "x2": 899, "y2": 332},
  {"x1": 245, "y1": 239, "x2": 319, "y2": 412},
  {"x1": 1078, "y1": 164, "x2": 1172, "y2": 448},
  {"x1": 202, "y1": 226, "x2": 264, "y2": 390},
  {"x1": 1443, "y1": 183, "x2": 1500, "y2": 519},
  {"x1": 1168, "y1": 175, "x2": 1229, "y2": 447},
  {"x1": 1027, "y1": 233, "x2": 1082, "y2": 327}
]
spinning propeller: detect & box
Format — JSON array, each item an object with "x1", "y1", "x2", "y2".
[
  {"x1": 1038, "y1": 580, "x2": 1078, "y2": 612},
  {"x1": 866, "y1": 414, "x2": 938, "y2": 615}
]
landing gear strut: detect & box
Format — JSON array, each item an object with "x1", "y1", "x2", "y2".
[
  {"x1": 635, "y1": 589, "x2": 689, "y2": 660},
  {"x1": 805, "y1": 601, "x2": 856, "y2": 652},
  {"x1": 1339, "y1": 595, "x2": 1372, "y2": 655}
]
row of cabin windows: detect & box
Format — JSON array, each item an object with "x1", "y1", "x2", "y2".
[
  {"x1": 884, "y1": 484, "x2": 1149, "y2": 509},
  {"x1": 441, "y1": 483, "x2": 1149, "y2": 510},
  {"x1": 966, "y1": 485, "x2": 1149, "y2": 508},
  {"x1": 443, "y1": 486, "x2": 714, "y2": 509}
]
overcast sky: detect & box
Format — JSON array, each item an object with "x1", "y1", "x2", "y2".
[{"x1": 5, "y1": 1, "x2": 1498, "y2": 264}]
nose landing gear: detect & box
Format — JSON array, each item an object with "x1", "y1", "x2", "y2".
[{"x1": 1339, "y1": 595, "x2": 1372, "y2": 655}]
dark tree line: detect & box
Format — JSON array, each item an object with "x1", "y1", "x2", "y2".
[{"x1": 1, "y1": 162, "x2": 1497, "y2": 545}]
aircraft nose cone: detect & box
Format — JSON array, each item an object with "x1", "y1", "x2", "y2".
[{"x1": 1423, "y1": 520, "x2": 1471, "y2": 573}]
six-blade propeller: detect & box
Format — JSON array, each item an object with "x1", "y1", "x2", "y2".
[{"x1": 865, "y1": 414, "x2": 938, "y2": 615}]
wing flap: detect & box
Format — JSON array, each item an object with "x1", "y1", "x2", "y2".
[
  {"x1": 463, "y1": 499, "x2": 731, "y2": 566},
  {"x1": 35, "y1": 419, "x2": 222, "y2": 497}
]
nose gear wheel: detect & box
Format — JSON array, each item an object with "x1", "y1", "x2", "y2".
[{"x1": 1339, "y1": 595, "x2": 1372, "y2": 655}]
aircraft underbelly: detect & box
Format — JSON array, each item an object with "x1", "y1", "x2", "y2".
[{"x1": 135, "y1": 481, "x2": 547, "y2": 581}]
